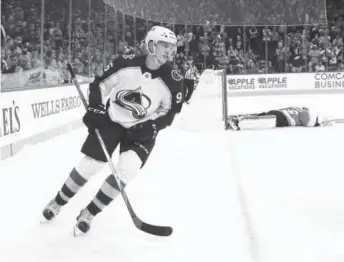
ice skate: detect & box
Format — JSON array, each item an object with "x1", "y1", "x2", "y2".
[
  {"x1": 42, "y1": 199, "x2": 61, "y2": 221},
  {"x1": 73, "y1": 208, "x2": 95, "y2": 237}
]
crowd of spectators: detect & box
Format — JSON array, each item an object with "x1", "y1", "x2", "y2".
[
  {"x1": 1, "y1": 0, "x2": 344, "y2": 86},
  {"x1": 107, "y1": 0, "x2": 328, "y2": 26}
]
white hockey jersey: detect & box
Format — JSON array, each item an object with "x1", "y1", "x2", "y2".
[{"x1": 88, "y1": 55, "x2": 184, "y2": 129}]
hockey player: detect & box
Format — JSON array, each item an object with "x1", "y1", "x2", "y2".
[
  {"x1": 227, "y1": 106, "x2": 330, "y2": 130},
  {"x1": 42, "y1": 26, "x2": 183, "y2": 235}
]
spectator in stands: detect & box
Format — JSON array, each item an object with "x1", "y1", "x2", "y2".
[
  {"x1": 308, "y1": 44, "x2": 322, "y2": 72},
  {"x1": 3, "y1": 53, "x2": 21, "y2": 73},
  {"x1": 288, "y1": 47, "x2": 305, "y2": 72},
  {"x1": 245, "y1": 48, "x2": 258, "y2": 72},
  {"x1": 337, "y1": 61, "x2": 344, "y2": 71},
  {"x1": 275, "y1": 41, "x2": 288, "y2": 73},
  {"x1": 44, "y1": 50, "x2": 57, "y2": 69},
  {"x1": 30, "y1": 48, "x2": 42, "y2": 68}
]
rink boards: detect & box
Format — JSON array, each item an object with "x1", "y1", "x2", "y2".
[
  {"x1": 0, "y1": 84, "x2": 89, "y2": 159},
  {"x1": 2, "y1": 70, "x2": 344, "y2": 159}
]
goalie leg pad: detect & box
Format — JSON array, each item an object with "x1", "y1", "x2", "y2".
[{"x1": 228, "y1": 114, "x2": 277, "y2": 130}]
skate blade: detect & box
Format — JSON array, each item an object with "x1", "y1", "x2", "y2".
[
  {"x1": 39, "y1": 214, "x2": 54, "y2": 224},
  {"x1": 73, "y1": 225, "x2": 87, "y2": 237}
]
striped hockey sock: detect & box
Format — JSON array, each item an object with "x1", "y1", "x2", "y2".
[
  {"x1": 55, "y1": 168, "x2": 88, "y2": 205},
  {"x1": 86, "y1": 174, "x2": 125, "y2": 216}
]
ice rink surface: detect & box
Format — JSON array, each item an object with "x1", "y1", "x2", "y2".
[
  {"x1": 228, "y1": 125, "x2": 344, "y2": 262},
  {"x1": 1, "y1": 75, "x2": 344, "y2": 261},
  {"x1": 0, "y1": 122, "x2": 250, "y2": 262}
]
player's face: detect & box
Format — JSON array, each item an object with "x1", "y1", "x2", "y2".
[{"x1": 154, "y1": 41, "x2": 176, "y2": 64}]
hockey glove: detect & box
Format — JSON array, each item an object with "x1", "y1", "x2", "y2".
[
  {"x1": 127, "y1": 120, "x2": 158, "y2": 142},
  {"x1": 82, "y1": 104, "x2": 108, "y2": 130}
]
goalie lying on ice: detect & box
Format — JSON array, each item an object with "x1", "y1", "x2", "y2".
[{"x1": 227, "y1": 106, "x2": 335, "y2": 130}]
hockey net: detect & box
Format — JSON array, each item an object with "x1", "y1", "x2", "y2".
[{"x1": 196, "y1": 69, "x2": 344, "y2": 130}]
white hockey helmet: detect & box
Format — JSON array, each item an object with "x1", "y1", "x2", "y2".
[{"x1": 144, "y1": 26, "x2": 177, "y2": 57}]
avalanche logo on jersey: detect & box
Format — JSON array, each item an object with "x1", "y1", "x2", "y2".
[
  {"x1": 114, "y1": 87, "x2": 152, "y2": 119},
  {"x1": 171, "y1": 70, "x2": 183, "y2": 81}
]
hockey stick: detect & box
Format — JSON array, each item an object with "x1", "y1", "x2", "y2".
[
  {"x1": 321, "y1": 118, "x2": 344, "y2": 126},
  {"x1": 67, "y1": 64, "x2": 173, "y2": 237}
]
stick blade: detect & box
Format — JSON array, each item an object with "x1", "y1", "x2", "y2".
[
  {"x1": 139, "y1": 223, "x2": 173, "y2": 237},
  {"x1": 133, "y1": 217, "x2": 173, "y2": 236}
]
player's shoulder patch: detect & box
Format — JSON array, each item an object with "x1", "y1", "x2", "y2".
[
  {"x1": 96, "y1": 70, "x2": 104, "y2": 78},
  {"x1": 116, "y1": 53, "x2": 139, "y2": 62},
  {"x1": 171, "y1": 70, "x2": 183, "y2": 81},
  {"x1": 122, "y1": 53, "x2": 136, "y2": 60}
]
